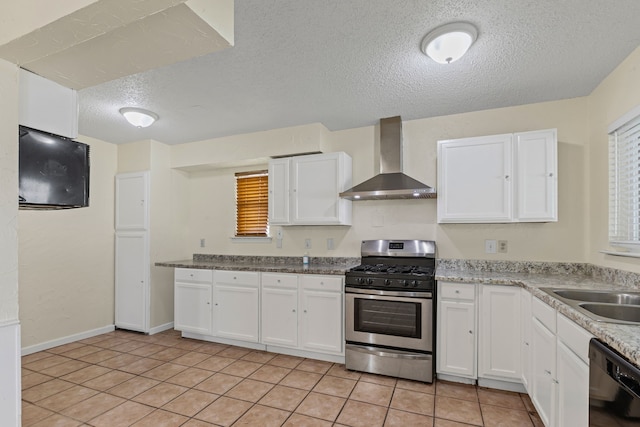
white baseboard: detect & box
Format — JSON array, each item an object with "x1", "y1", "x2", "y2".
[
  {"x1": 436, "y1": 373, "x2": 477, "y2": 385},
  {"x1": 478, "y1": 377, "x2": 526, "y2": 393},
  {"x1": 149, "y1": 322, "x2": 174, "y2": 335},
  {"x1": 21, "y1": 324, "x2": 116, "y2": 356},
  {"x1": 0, "y1": 321, "x2": 21, "y2": 427}
]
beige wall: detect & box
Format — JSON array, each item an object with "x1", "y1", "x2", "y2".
[
  {"x1": 117, "y1": 140, "x2": 191, "y2": 329},
  {"x1": 19, "y1": 135, "x2": 117, "y2": 347},
  {"x1": 181, "y1": 97, "x2": 589, "y2": 262},
  {"x1": 587, "y1": 45, "x2": 640, "y2": 272}
]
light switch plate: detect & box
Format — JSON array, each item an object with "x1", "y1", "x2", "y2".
[{"x1": 485, "y1": 239, "x2": 497, "y2": 254}]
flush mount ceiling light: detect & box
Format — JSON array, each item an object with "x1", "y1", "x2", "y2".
[
  {"x1": 119, "y1": 107, "x2": 159, "y2": 128},
  {"x1": 421, "y1": 22, "x2": 478, "y2": 64}
]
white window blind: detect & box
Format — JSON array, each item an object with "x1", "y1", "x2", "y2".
[{"x1": 609, "y1": 113, "x2": 640, "y2": 248}]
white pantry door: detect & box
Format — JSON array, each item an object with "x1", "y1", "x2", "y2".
[{"x1": 115, "y1": 232, "x2": 149, "y2": 333}]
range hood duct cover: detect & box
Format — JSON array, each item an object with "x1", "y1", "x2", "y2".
[{"x1": 339, "y1": 116, "x2": 437, "y2": 200}]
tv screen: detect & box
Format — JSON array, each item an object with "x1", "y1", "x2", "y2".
[{"x1": 19, "y1": 126, "x2": 90, "y2": 209}]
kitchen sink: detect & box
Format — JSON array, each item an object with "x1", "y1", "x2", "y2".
[
  {"x1": 551, "y1": 289, "x2": 640, "y2": 305},
  {"x1": 579, "y1": 303, "x2": 640, "y2": 323},
  {"x1": 540, "y1": 288, "x2": 640, "y2": 325}
]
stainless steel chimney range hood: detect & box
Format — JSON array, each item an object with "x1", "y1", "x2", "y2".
[{"x1": 339, "y1": 116, "x2": 437, "y2": 200}]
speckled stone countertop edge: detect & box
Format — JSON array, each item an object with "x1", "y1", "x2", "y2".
[
  {"x1": 436, "y1": 268, "x2": 640, "y2": 367},
  {"x1": 155, "y1": 257, "x2": 360, "y2": 275}
]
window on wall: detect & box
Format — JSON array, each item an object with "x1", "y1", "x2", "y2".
[
  {"x1": 235, "y1": 171, "x2": 269, "y2": 237},
  {"x1": 609, "y1": 106, "x2": 640, "y2": 250}
]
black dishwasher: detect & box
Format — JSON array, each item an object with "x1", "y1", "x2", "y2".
[{"x1": 590, "y1": 338, "x2": 640, "y2": 426}]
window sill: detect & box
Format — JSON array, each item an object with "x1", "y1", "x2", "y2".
[
  {"x1": 600, "y1": 250, "x2": 640, "y2": 258},
  {"x1": 230, "y1": 237, "x2": 273, "y2": 244}
]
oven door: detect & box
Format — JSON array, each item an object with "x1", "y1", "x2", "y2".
[{"x1": 345, "y1": 289, "x2": 432, "y2": 353}]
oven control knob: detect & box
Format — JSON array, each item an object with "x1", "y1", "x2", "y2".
[
  {"x1": 402, "y1": 280, "x2": 409, "y2": 287},
  {"x1": 366, "y1": 278, "x2": 374, "y2": 285},
  {"x1": 411, "y1": 280, "x2": 419, "y2": 288},
  {"x1": 384, "y1": 279, "x2": 391, "y2": 286},
  {"x1": 356, "y1": 277, "x2": 364, "y2": 284}
]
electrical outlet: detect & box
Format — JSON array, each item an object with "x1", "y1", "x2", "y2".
[
  {"x1": 485, "y1": 239, "x2": 497, "y2": 254},
  {"x1": 498, "y1": 240, "x2": 508, "y2": 253},
  {"x1": 276, "y1": 228, "x2": 283, "y2": 239},
  {"x1": 200, "y1": 238, "x2": 205, "y2": 248},
  {"x1": 327, "y1": 238, "x2": 334, "y2": 250},
  {"x1": 305, "y1": 238, "x2": 312, "y2": 249}
]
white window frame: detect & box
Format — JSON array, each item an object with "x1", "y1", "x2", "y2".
[{"x1": 608, "y1": 104, "x2": 640, "y2": 252}]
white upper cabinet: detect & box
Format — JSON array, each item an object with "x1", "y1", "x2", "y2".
[
  {"x1": 514, "y1": 130, "x2": 558, "y2": 222},
  {"x1": 438, "y1": 133, "x2": 512, "y2": 223},
  {"x1": 269, "y1": 152, "x2": 352, "y2": 226},
  {"x1": 115, "y1": 172, "x2": 150, "y2": 231},
  {"x1": 19, "y1": 69, "x2": 79, "y2": 138},
  {"x1": 437, "y1": 129, "x2": 557, "y2": 223},
  {"x1": 268, "y1": 158, "x2": 291, "y2": 225}
]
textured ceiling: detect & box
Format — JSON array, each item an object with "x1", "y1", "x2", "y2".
[{"x1": 78, "y1": 0, "x2": 640, "y2": 145}]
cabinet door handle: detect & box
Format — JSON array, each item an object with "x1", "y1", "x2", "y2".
[
  {"x1": 455, "y1": 290, "x2": 460, "y2": 294},
  {"x1": 292, "y1": 309, "x2": 296, "y2": 313},
  {"x1": 468, "y1": 330, "x2": 473, "y2": 334},
  {"x1": 207, "y1": 302, "x2": 210, "y2": 305},
  {"x1": 304, "y1": 309, "x2": 307, "y2": 313},
  {"x1": 549, "y1": 173, "x2": 554, "y2": 177},
  {"x1": 544, "y1": 370, "x2": 551, "y2": 375},
  {"x1": 552, "y1": 378, "x2": 559, "y2": 384}
]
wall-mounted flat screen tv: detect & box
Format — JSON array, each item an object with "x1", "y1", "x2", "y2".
[{"x1": 19, "y1": 126, "x2": 90, "y2": 209}]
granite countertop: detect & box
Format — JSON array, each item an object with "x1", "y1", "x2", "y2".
[
  {"x1": 156, "y1": 254, "x2": 360, "y2": 276},
  {"x1": 436, "y1": 266, "x2": 640, "y2": 367}
]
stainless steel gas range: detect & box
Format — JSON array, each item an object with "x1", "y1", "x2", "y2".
[{"x1": 345, "y1": 239, "x2": 436, "y2": 383}]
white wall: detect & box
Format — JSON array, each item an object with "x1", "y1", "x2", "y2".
[
  {"x1": 0, "y1": 58, "x2": 20, "y2": 427},
  {"x1": 180, "y1": 97, "x2": 589, "y2": 262},
  {"x1": 19, "y1": 135, "x2": 117, "y2": 348}
]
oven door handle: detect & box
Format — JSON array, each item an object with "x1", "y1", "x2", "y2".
[
  {"x1": 345, "y1": 287, "x2": 432, "y2": 298},
  {"x1": 346, "y1": 344, "x2": 432, "y2": 360}
]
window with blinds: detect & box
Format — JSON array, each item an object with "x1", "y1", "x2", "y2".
[
  {"x1": 609, "y1": 109, "x2": 640, "y2": 249},
  {"x1": 235, "y1": 171, "x2": 269, "y2": 237}
]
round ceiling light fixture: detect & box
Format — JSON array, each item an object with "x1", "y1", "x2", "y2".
[
  {"x1": 421, "y1": 22, "x2": 478, "y2": 64},
  {"x1": 119, "y1": 107, "x2": 159, "y2": 128}
]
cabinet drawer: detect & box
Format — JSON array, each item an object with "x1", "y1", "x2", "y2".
[
  {"x1": 175, "y1": 268, "x2": 213, "y2": 283},
  {"x1": 532, "y1": 297, "x2": 556, "y2": 333},
  {"x1": 215, "y1": 270, "x2": 260, "y2": 286},
  {"x1": 262, "y1": 273, "x2": 298, "y2": 289},
  {"x1": 300, "y1": 275, "x2": 343, "y2": 292},
  {"x1": 439, "y1": 282, "x2": 475, "y2": 301},
  {"x1": 557, "y1": 313, "x2": 593, "y2": 364}
]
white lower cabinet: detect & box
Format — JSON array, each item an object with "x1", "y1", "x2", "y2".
[
  {"x1": 174, "y1": 269, "x2": 213, "y2": 335},
  {"x1": 529, "y1": 298, "x2": 593, "y2": 427},
  {"x1": 520, "y1": 289, "x2": 533, "y2": 392},
  {"x1": 261, "y1": 273, "x2": 299, "y2": 347},
  {"x1": 478, "y1": 285, "x2": 521, "y2": 382},
  {"x1": 213, "y1": 271, "x2": 260, "y2": 342},
  {"x1": 299, "y1": 275, "x2": 343, "y2": 354},
  {"x1": 174, "y1": 269, "x2": 344, "y2": 359},
  {"x1": 437, "y1": 282, "x2": 477, "y2": 378},
  {"x1": 531, "y1": 314, "x2": 557, "y2": 426}
]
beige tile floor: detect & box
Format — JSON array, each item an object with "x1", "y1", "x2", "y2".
[{"x1": 21, "y1": 329, "x2": 543, "y2": 426}]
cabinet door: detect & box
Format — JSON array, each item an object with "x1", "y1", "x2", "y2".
[
  {"x1": 437, "y1": 134, "x2": 512, "y2": 223},
  {"x1": 19, "y1": 69, "x2": 79, "y2": 138},
  {"x1": 520, "y1": 289, "x2": 532, "y2": 393},
  {"x1": 479, "y1": 285, "x2": 521, "y2": 381},
  {"x1": 268, "y1": 158, "x2": 290, "y2": 225},
  {"x1": 437, "y1": 300, "x2": 476, "y2": 377},
  {"x1": 115, "y1": 171, "x2": 150, "y2": 230},
  {"x1": 556, "y1": 341, "x2": 589, "y2": 427},
  {"x1": 115, "y1": 232, "x2": 149, "y2": 333},
  {"x1": 531, "y1": 317, "x2": 556, "y2": 427},
  {"x1": 261, "y1": 286, "x2": 298, "y2": 347},
  {"x1": 291, "y1": 153, "x2": 351, "y2": 225},
  {"x1": 514, "y1": 129, "x2": 557, "y2": 222},
  {"x1": 175, "y1": 283, "x2": 212, "y2": 335},
  {"x1": 214, "y1": 284, "x2": 260, "y2": 342},
  {"x1": 299, "y1": 289, "x2": 343, "y2": 354}
]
